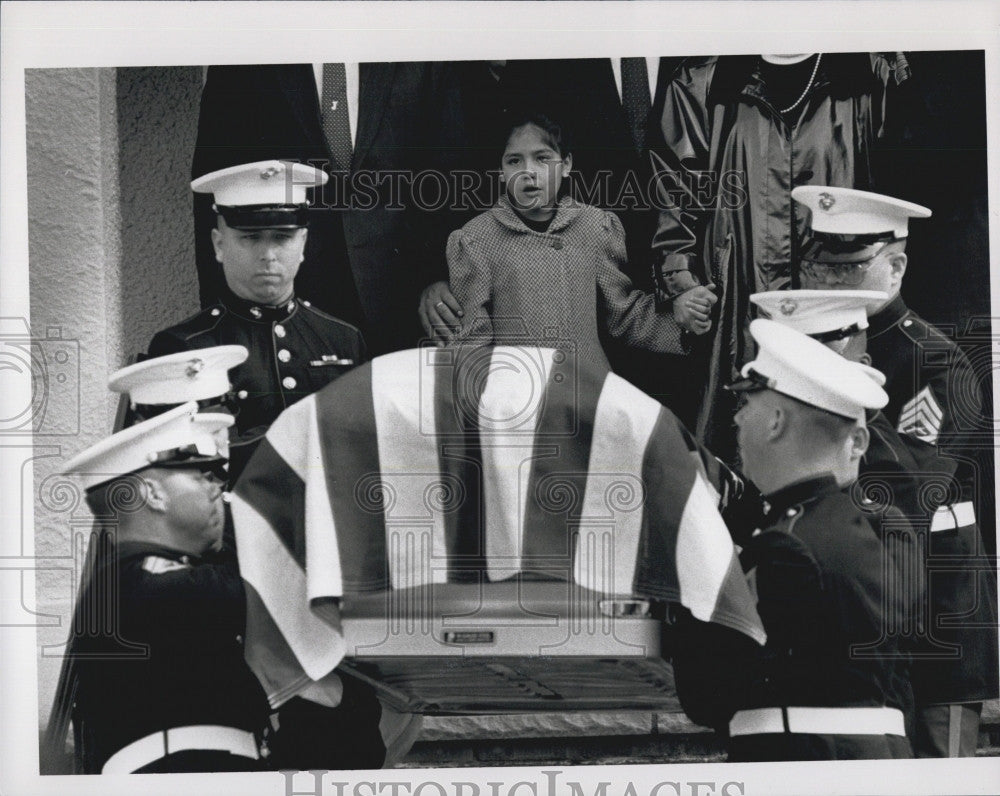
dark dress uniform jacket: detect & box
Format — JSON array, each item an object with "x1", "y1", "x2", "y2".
[
  {"x1": 146, "y1": 292, "x2": 387, "y2": 771},
  {"x1": 192, "y1": 63, "x2": 465, "y2": 355},
  {"x1": 670, "y1": 476, "x2": 914, "y2": 761},
  {"x1": 148, "y1": 290, "x2": 366, "y2": 480},
  {"x1": 71, "y1": 539, "x2": 271, "y2": 773},
  {"x1": 866, "y1": 295, "x2": 999, "y2": 705}
]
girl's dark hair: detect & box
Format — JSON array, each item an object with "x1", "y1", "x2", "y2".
[{"x1": 498, "y1": 107, "x2": 572, "y2": 157}]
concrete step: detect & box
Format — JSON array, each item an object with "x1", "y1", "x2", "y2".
[{"x1": 399, "y1": 699, "x2": 1000, "y2": 767}]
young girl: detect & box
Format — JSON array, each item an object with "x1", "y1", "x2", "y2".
[{"x1": 446, "y1": 111, "x2": 691, "y2": 369}]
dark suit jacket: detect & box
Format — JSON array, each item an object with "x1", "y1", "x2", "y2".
[{"x1": 193, "y1": 63, "x2": 464, "y2": 355}]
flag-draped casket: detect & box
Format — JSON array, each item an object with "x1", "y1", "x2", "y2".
[{"x1": 232, "y1": 346, "x2": 765, "y2": 712}]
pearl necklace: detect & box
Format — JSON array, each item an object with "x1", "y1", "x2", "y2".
[{"x1": 778, "y1": 53, "x2": 823, "y2": 115}]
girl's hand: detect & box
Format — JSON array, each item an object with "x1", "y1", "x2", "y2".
[
  {"x1": 673, "y1": 284, "x2": 717, "y2": 335},
  {"x1": 418, "y1": 281, "x2": 465, "y2": 345}
]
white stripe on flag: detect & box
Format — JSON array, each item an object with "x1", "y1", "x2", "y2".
[
  {"x1": 689, "y1": 450, "x2": 721, "y2": 508},
  {"x1": 575, "y1": 373, "x2": 659, "y2": 595},
  {"x1": 676, "y1": 472, "x2": 737, "y2": 623},
  {"x1": 266, "y1": 392, "x2": 322, "y2": 483},
  {"x1": 372, "y1": 350, "x2": 449, "y2": 589},
  {"x1": 232, "y1": 492, "x2": 345, "y2": 682},
  {"x1": 264, "y1": 393, "x2": 344, "y2": 600},
  {"x1": 300, "y1": 395, "x2": 344, "y2": 600},
  {"x1": 478, "y1": 346, "x2": 556, "y2": 579}
]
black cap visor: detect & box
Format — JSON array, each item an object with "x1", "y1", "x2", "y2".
[
  {"x1": 809, "y1": 323, "x2": 863, "y2": 344},
  {"x1": 217, "y1": 204, "x2": 309, "y2": 230},
  {"x1": 144, "y1": 444, "x2": 228, "y2": 472},
  {"x1": 801, "y1": 232, "x2": 896, "y2": 265},
  {"x1": 85, "y1": 448, "x2": 228, "y2": 495},
  {"x1": 132, "y1": 397, "x2": 238, "y2": 423},
  {"x1": 724, "y1": 367, "x2": 773, "y2": 393}
]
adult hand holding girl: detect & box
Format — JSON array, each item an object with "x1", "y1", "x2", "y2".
[{"x1": 673, "y1": 284, "x2": 718, "y2": 335}]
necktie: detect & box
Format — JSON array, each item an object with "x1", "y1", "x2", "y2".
[
  {"x1": 621, "y1": 58, "x2": 652, "y2": 153},
  {"x1": 321, "y1": 63, "x2": 352, "y2": 171}
]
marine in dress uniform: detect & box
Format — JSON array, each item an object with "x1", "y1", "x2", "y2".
[
  {"x1": 42, "y1": 350, "x2": 253, "y2": 774},
  {"x1": 749, "y1": 288, "x2": 937, "y2": 522},
  {"x1": 60, "y1": 404, "x2": 272, "y2": 773},
  {"x1": 750, "y1": 288, "x2": 939, "y2": 744},
  {"x1": 109, "y1": 345, "x2": 254, "y2": 548},
  {"x1": 144, "y1": 162, "x2": 394, "y2": 770},
  {"x1": 794, "y1": 186, "x2": 999, "y2": 757},
  {"x1": 669, "y1": 320, "x2": 914, "y2": 761},
  {"x1": 146, "y1": 161, "x2": 367, "y2": 482}
]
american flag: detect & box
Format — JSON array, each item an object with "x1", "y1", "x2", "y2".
[{"x1": 231, "y1": 346, "x2": 765, "y2": 706}]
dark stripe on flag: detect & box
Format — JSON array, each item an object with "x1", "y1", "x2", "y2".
[
  {"x1": 679, "y1": 422, "x2": 721, "y2": 487},
  {"x1": 634, "y1": 409, "x2": 691, "y2": 601},
  {"x1": 314, "y1": 365, "x2": 389, "y2": 592},
  {"x1": 234, "y1": 437, "x2": 307, "y2": 570},
  {"x1": 437, "y1": 347, "x2": 490, "y2": 582},
  {"x1": 521, "y1": 352, "x2": 605, "y2": 580}
]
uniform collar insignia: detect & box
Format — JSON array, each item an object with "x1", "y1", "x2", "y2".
[{"x1": 222, "y1": 288, "x2": 297, "y2": 323}]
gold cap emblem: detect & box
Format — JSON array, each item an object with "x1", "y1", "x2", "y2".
[
  {"x1": 818, "y1": 192, "x2": 835, "y2": 211},
  {"x1": 185, "y1": 358, "x2": 205, "y2": 378},
  {"x1": 779, "y1": 299, "x2": 798, "y2": 316},
  {"x1": 259, "y1": 165, "x2": 281, "y2": 180}
]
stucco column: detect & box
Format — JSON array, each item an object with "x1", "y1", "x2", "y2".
[{"x1": 25, "y1": 65, "x2": 202, "y2": 735}]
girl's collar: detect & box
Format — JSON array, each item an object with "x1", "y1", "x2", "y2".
[{"x1": 492, "y1": 194, "x2": 582, "y2": 234}]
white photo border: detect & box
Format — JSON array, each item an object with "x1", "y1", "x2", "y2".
[{"x1": 2, "y1": 2, "x2": 999, "y2": 794}]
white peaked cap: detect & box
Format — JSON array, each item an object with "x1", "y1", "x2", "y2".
[
  {"x1": 108, "y1": 346, "x2": 248, "y2": 405},
  {"x1": 733, "y1": 320, "x2": 888, "y2": 421},
  {"x1": 859, "y1": 363, "x2": 887, "y2": 387},
  {"x1": 792, "y1": 186, "x2": 931, "y2": 239},
  {"x1": 62, "y1": 402, "x2": 234, "y2": 491},
  {"x1": 191, "y1": 160, "x2": 328, "y2": 206},
  {"x1": 750, "y1": 290, "x2": 887, "y2": 335}
]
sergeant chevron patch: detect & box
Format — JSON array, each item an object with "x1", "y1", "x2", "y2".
[{"x1": 897, "y1": 385, "x2": 943, "y2": 445}]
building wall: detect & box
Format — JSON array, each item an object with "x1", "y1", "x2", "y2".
[
  {"x1": 116, "y1": 67, "x2": 204, "y2": 355},
  {"x1": 27, "y1": 66, "x2": 202, "y2": 731}
]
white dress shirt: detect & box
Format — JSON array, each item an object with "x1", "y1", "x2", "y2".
[{"x1": 610, "y1": 57, "x2": 660, "y2": 104}]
